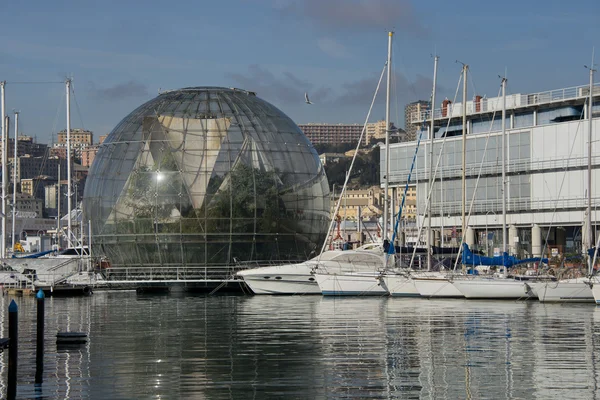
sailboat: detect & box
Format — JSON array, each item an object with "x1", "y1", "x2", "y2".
[
  {"x1": 0, "y1": 79, "x2": 93, "y2": 291},
  {"x1": 313, "y1": 32, "x2": 395, "y2": 296},
  {"x1": 381, "y1": 55, "x2": 438, "y2": 298},
  {"x1": 451, "y1": 77, "x2": 551, "y2": 300},
  {"x1": 409, "y1": 64, "x2": 473, "y2": 299},
  {"x1": 531, "y1": 64, "x2": 597, "y2": 303}
]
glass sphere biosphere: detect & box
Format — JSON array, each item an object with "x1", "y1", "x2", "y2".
[{"x1": 83, "y1": 87, "x2": 330, "y2": 281}]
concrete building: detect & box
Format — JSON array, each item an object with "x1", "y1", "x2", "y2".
[
  {"x1": 389, "y1": 81, "x2": 600, "y2": 259},
  {"x1": 81, "y1": 144, "x2": 100, "y2": 167},
  {"x1": 12, "y1": 193, "x2": 43, "y2": 217},
  {"x1": 299, "y1": 123, "x2": 364, "y2": 145},
  {"x1": 404, "y1": 100, "x2": 430, "y2": 141},
  {"x1": 54, "y1": 128, "x2": 93, "y2": 158},
  {"x1": 18, "y1": 155, "x2": 67, "y2": 181},
  {"x1": 366, "y1": 120, "x2": 404, "y2": 144},
  {"x1": 331, "y1": 185, "x2": 383, "y2": 221}
]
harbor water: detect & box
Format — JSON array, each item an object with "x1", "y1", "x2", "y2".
[{"x1": 1, "y1": 292, "x2": 599, "y2": 399}]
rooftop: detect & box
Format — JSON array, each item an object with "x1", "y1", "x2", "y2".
[{"x1": 411, "y1": 82, "x2": 600, "y2": 124}]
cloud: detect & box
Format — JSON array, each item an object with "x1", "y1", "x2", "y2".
[
  {"x1": 226, "y1": 64, "x2": 333, "y2": 105},
  {"x1": 317, "y1": 37, "x2": 350, "y2": 58},
  {"x1": 92, "y1": 80, "x2": 149, "y2": 100},
  {"x1": 274, "y1": 0, "x2": 426, "y2": 36},
  {"x1": 226, "y1": 65, "x2": 440, "y2": 110}
]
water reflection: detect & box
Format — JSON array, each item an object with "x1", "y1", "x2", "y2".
[{"x1": 0, "y1": 293, "x2": 599, "y2": 399}]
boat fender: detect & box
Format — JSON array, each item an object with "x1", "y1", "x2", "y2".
[{"x1": 82, "y1": 286, "x2": 92, "y2": 296}]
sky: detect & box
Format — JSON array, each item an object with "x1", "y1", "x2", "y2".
[{"x1": 0, "y1": 0, "x2": 598, "y2": 144}]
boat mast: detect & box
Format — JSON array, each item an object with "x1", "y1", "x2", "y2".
[
  {"x1": 11, "y1": 111, "x2": 18, "y2": 251},
  {"x1": 66, "y1": 78, "x2": 72, "y2": 247},
  {"x1": 586, "y1": 63, "x2": 595, "y2": 273},
  {"x1": 0, "y1": 81, "x2": 5, "y2": 258},
  {"x1": 501, "y1": 77, "x2": 507, "y2": 254},
  {"x1": 383, "y1": 31, "x2": 393, "y2": 243},
  {"x1": 57, "y1": 163, "x2": 61, "y2": 248},
  {"x1": 461, "y1": 64, "x2": 468, "y2": 245},
  {"x1": 427, "y1": 55, "x2": 438, "y2": 271}
]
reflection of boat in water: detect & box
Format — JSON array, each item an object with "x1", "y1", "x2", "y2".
[{"x1": 236, "y1": 242, "x2": 383, "y2": 294}]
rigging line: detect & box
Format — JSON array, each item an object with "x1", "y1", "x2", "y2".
[
  {"x1": 31, "y1": 89, "x2": 66, "y2": 201},
  {"x1": 8, "y1": 81, "x2": 64, "y2": 85},
  {"x1": 391, "y1": 68, "x2": 465, "y2": 267},
  {"x1": 394, "y1": 39, "x2": 420, "y2": 100},
  {"x1": 392, "y1": 43, "x2": 400, "y2": 137},
  {"x1": 406, "y1": 70, "x2": 463, "y2": 269},
  {"x1": 317, "y1": 62, "x2": 387, "y2": 260},
  {"x1": 538, "y1": 104, "x2": 587, "y2": 263},
  {"x1": 457, "y1": 84, "x2": 505, "y2": 271},
  {"x1": 70, "y1": 81, "x2": 86, "y2": 130},
  {"x1": 408, "y1": 71, "x2": 484, "y2": 270}
]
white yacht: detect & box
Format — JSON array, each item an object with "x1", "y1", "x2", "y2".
[
  {"x1": 452, "y1": 274, "x2": 538, "y2": 300},
  {"x1": 313, "y1": 250, "x2": 388, "y2": 296},
  {"x1": 236, "y1": 242, "x2": 384, "y2": 295},
  {"x1": 534, "y1": 277, "x2": 593, "y2": 303}
]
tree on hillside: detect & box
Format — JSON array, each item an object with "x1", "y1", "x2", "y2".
[{"x1": 323, "y1": 146, "x2": 380, "y2": 190}]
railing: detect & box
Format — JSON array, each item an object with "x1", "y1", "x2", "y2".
[
  {"x1": 428, "y1": 196, "x2": 599, "y2": 217},
  {"x1": 410, "y1": 83, "x2": 600, "y2": 123},
  {"x1": 389, "y1": 153, "x2": 600, "y2": 183}
]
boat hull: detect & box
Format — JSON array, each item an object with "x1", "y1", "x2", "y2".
[
  {"x1": 315, "y1": 272, "x2": 388, "y2": 296},
  {"x1": 534, "y1": 280, "x2": 593, "y2": 303},
  {"x1": 381, "y1": 274, "x2": 420, "y2": 297},
  {"x1": 452, "y1": 278, "x2": 536, "y2": 299},
  {"x1": 236, "y1": 265, "x2": 320, "y2": 295},
  {"x1": 413, "y1": 276, "x2": 463, "y2": 298}
]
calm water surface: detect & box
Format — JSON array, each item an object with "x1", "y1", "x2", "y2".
[{"x1": 1, "y1": 292, "x2": 599, "y2": 399}]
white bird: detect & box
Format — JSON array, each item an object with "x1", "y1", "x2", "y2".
[{"x1": 304, "y1": 92, "x2": 313, "y2": 104}]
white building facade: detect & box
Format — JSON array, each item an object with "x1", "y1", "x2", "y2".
[{"x1": 385, "y1": 82, "x2": 599, "y2": 259}]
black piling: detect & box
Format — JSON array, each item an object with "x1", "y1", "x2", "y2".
[
  {"x1": 8, "y1": 299, "x2": 18, "y2": 400},
  {"x1": 35, "y1": 289, "x2": 45, "y2": 385}
]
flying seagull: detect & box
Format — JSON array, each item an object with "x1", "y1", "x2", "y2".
[{"x1": 304, "y1": 92, "x2": 313, "y2": 104}]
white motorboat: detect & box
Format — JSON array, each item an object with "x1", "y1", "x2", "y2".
[{"x1": 236, "y1": 243, "x2": 384, "y2": 295}]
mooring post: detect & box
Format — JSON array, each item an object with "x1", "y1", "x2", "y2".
[
  {"x1": 35, "y1": 289, "x2": 45, "y2": 385},
  {"x1": 8, "y1": 299, "x2": 18, "y2": 400}
]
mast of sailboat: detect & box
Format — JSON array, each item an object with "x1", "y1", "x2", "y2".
[
  {"x1": 586, "y1": 60, "x2": 595, "y2": 273},
  {"x1": 501, "y1": 76, "x2": 508, "y2": 254},
  {"x1": 460, "y1": 64, "x2": 468, "y2": 248},
  {"x1": 57, "y1": 163, "x2": 61, "y2": 248},
  {"x1": 427, "y1": 55, "x2": 438, "y2": 271},
  {"x1": 11, "y1": 111, "x2": 18, "y2": 251},
  {"x1": 383, "y1": 31, "x2": 393, "y2": 243},
  {"x1": 0, "y1": 81, "x2": 5, "y2": 258},
  {"x1": 66, "y1": 78, "x2": 73, "y2": 247}
]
